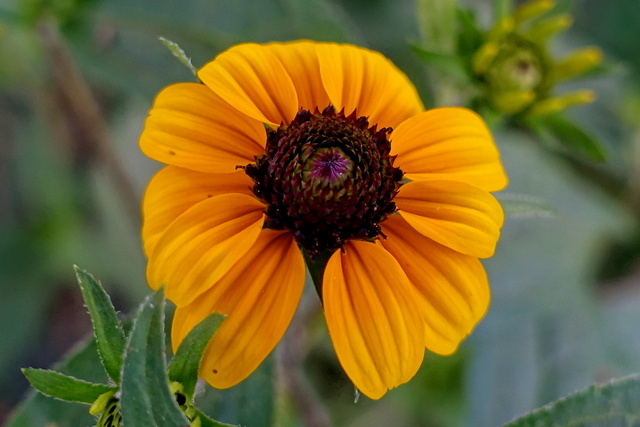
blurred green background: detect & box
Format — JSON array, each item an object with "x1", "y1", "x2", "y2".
[{"x1": 1, "y1": 0, "x2": 640, "y2": 425}]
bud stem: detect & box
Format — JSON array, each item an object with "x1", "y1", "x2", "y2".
[{"x1": 494, "y1": 0, "x2": 513, "y2": 23}]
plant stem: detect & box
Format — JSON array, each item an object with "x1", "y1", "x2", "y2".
[
  {"x1": 38, "y1": 18, "x2": 141, "y2": 228},
  {"x1": 494, "y1": 0, "x2": 513, "y2": 22},
  {"x1": 276, "y1": 296, "x2": 331, "y2": 427}
]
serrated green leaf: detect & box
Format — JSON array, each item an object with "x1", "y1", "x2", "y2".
[
  {"x1": 496, "y1": 193, "x2": 556, "y2": 218},
  {"x1": 7, "y1": 338, "x2": 108, "y2": 427},
  {"x1": 529, "y1": 114, "x2": 607, "y2": 162},
  {"x1": 159, "y1": 37, "x2": 198, "y2": 77},
  {"x1": 120, "y1": 289, "x2": 190, "y2": 427},
  {"x1": 411, "y1": 44, "x2": 470, "y2": 81},
  {"x1": 21, "y1": 368, "x2": 116, "y2": 404},
  {"x1": 168, "y1": 312, "x2": 226, "y2": 399},
  {"x1": 74, "y1": 266, "x2": 126, "y2": 384},
  {"x1": 504, "y1": 374, "x2": 640, "y2": 426}
]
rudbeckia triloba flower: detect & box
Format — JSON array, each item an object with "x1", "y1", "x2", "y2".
[{"x1": 139, "y1": 40, "x2": 507, "y2": 399}]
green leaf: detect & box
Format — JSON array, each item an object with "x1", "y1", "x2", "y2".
[
  {"x1": 74, "y1": 266, "x2": 126, "y2": 384},
  {"x1": 21, "y1": 368, "x2": 116, "y2": 404},
  {"x1": 7, "y1": 339, "x2": 109, "y2": 427},
  {"x1": 504, "y1": 374, "x2": 640, "y2": 426},
  {"x1": 159, "y1": 37, "x2": 198, "y2": 77},
  {"x1": 120, "y1": 289, "x2": 190, "y2": 426},
  {"x1": 167, "y1": 312, "x2": 226, "y2": 399},
  {"x1": 411, "y1": 44, "x2": 470, "y2": 81},
  {"x1": 457, "y1": 9, "x2": 484, "y2": 57},
  {"x1": 195, "y1": 410, "x2": 238, "y2": 427},
  {"x1": 528, "y1": 114, "x2": 607, "y2": 162},
  {"x1": 496, "y1": 193, "x2": 555, "y2": 219}
]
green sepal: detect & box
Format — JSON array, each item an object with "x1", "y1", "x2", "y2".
[
  {"x1": 495, "y1": 193, "x2": 555, "y2": 219},
  {"x1": 504, "y1": 373, "x2": 640, "y2": 426},
  {"x1": 167, "y1": 312, "x2": 226, "y2": 399},
  {"x1": 120, "y1": 289, "x2": 190, "y2": 426},
  {"x1": 302, "y1": 249, "x2": 332, "y2": 303},
  {"x1": 74, "y1": 265, "x2": 126, "y2": 384},
  {"x1": 159, "y1": 37, "x2": 198, "y2": 77},
  {"x1": 527, "y1": 113, "x2": 607, "y2": 162},
  {"x1": 21, "y1": 368, "x2": 116, "y2": 404},
  {"x1": 411, "y1": 44, "x2": 470, "y2": 82}
]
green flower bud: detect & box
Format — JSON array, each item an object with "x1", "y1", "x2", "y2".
[
  {"x1": 484, "y1": 39, "x2": 545, "y2": 93},
  {"x1": 472, "y1": 0, "x2": 601, "y2": 116}
]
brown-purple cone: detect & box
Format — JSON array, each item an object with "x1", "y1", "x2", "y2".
[{"x1": 243, "y1": 106, "x2": 403, "y2": 257}]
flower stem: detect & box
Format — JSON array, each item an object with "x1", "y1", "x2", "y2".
[
  {"x1": 416, "y1": 0, "x2": 459, "y2": 106},
  {"x1": 276, "y1": 296, "x2": 330, "y2": 427}
]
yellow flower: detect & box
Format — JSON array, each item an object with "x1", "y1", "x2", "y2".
[{"x1": 139, "y1": 41, "x2": 507, "y2": 399}]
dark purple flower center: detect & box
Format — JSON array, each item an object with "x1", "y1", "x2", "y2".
[
  {"x1": 242, "y1": 106, "x2": 403, "y2": 258},
  {"x1": 304, "y1": 147, "x2": 353, "y2": 186}
]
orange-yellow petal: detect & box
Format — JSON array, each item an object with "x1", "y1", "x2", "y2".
[
  {"x1": 323, "y1": 241, "x2": 425, "y2": 399},
  {"x1": 392, "y1": 107, "x2": 508, "y2": 192},
  {"x1": 147, "y1": 193, "x2": 265, "y2": 306},
  {"x1": 316, "y1": 43, "x2": 424, "y2": 129},
  {"x1": 265, "y1": 41, "x2": 331, "y2": 111},
  {"x1": 380, "y1": 215, "x2": 490, "y2": 355},
  {"x1": 139, "y1": 82, "x2": 266, "y2": 173},
  {"x1": 198, "y1": 44, "x2": 299, "y2": 126},
  {"x1": 141, "y1": 166, "x2": 254, "y2": 257},
  {"x1": 171, "y1": 230, "x2": 305, "y2": 389},
  {"x1": 395, "y1": 180, "x2": 504, "y2": 258}
]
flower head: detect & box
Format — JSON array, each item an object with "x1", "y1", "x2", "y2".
[
  {"x1": 472, "y1": 0, "x2": 602, "y2": 117},
  {"x1": 140, "y1": 40, "x2": 507, "y2": 399}
]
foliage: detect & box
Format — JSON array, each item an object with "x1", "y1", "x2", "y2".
[
  {"x1": 505, "y1": 374, "x2": 640, "y2": 427},
  {"x1": 12, "y1": 268, "x2": 230, "y2": 426}
]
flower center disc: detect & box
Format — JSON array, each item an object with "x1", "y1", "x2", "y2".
[{"x1": 243, "y1": 106, "x2": 403, "y2": 257}]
